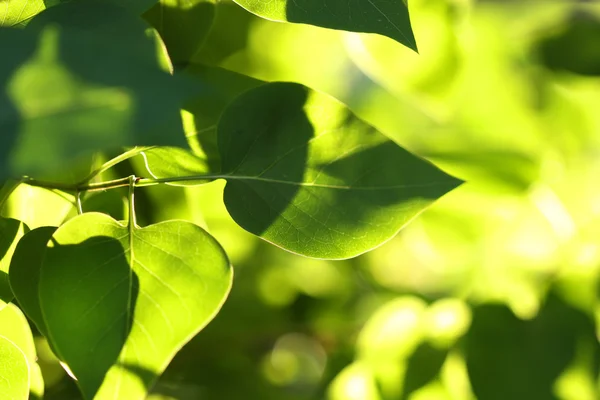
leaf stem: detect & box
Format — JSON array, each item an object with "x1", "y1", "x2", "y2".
[{"x1": 128, "y1": 175, "x2": 137, "y2": 228}]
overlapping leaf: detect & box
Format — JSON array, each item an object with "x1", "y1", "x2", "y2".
[
  {"x1": 0, "y1": 304, "x2": 44, "y2": 399},
  {"x1": 39, "y1": 213, "x2": 232, "y2": 399},
  {"x1": 233, "y1": 0, "x2": 417, "y2": 50},
  {"x1": 0, "y1": 217, "x2": 27, "y2": 308}
]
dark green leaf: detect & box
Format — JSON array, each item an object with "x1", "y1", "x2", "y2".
[
  {"x1": 39, "y1": 212, "x2": 232, "y2": 399},
  {"x1": 0, "y1": 2, "x2": 203, "y2": 181},
  {"x1": 144, "y1": 0, "x2": 217, "y2": 66},
  {"x1": 9, "y1": 226, "x2": 56, "y2": 334},
  {"x1": 0, "y1": 217, "x2": 27, "y2": 308},
  {"x1": 0, "y1": 335, "x2": 29, "y2": 400},
  {"x1": 233, "y1": 0, "x2": 417, "y2": 50},
  {"x1": 218, "y1": 82, "x2": 460, "y2": 259}
]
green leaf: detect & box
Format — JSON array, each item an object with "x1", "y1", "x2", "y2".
[
  {"x1": 232, "y1": 0, "x2": 417, "y2": 51},
  {"x1": 39, "y1": 212, "x2": 232, "y2": 399},
  {"x1": 9, "y1": 226, "x2": 56, "y2": 335},
  {"x1": 0, "y1": 2, "x2": 203, "y2": 181},
  {"x1": 0, "y1": 335, "x2": 29, "y2": 400},
  {"x1": 0, "y1": 0, "x2": 46, "y2": 27},
  {"x1": 0, "y1": 304, "x2": 44, "y2": 399},
  {"x1": 218, "y1": 82, "x2": 460, "y2": 259},
  {"x1": 141, "y1": 147, "x2": 213, "y2": 186},
  {"x1": 0, "y1": 217, "x2": 27, "y2": 308},
  {"x1": 144, "y1": 0, "x2": 217, "y2": 66}
]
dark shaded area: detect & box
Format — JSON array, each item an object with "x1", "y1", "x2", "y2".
[
  {"x1": 144, "y1": 0, "x2": 216, "y2": 68},
  {"x1": 401, "y1": 343, "x2": 448, "y2": 399},
  {"x1": 41, "y1": 236, "x2": 139, "y2": 399},
  {"x1": 465, "y1": 293, "x2": 600, "y2": 400},
  {"x1": 220, "y1": 83, "x2": 311, "y2": 235},
  {"x1": 1, "y1": 1, "x2": 199, "y2": 181},
  {"x1": 0, "y1": 29, "x2": 36, "y2": 180},
  {"x1": 537, "y1": 11, "x2": 600, "y2": 76}
]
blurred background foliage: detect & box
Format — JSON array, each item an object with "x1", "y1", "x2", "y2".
[{"x1": 3, "y1": 0, "x2": 600, "y2": 398}]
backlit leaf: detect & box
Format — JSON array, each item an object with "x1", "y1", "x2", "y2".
[
  {"x1": 233, "y1": 0, "x2": 417, "y2": 50},
  {"x1": 0, "y1": 335, "x2": 29, "y2": 400},
  {"x1": 218, "y1": 82, "x2": 460, "y2": 259},
  {"x1": 39, "y1": 212, "x2": 232, "y2": 399}
]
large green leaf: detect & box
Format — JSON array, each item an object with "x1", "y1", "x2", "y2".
[
  {"x1": 0, "y1": 2, "x2": 203, "y2": 181},
  {"x1": 233, "y1": 0, "x2": 417, "y2": 51},
  {"x1": 218, "y1": 82, "x2": 459, "y2": 259},
  {"x1": 0, "y1": 217, "x2": 26, "y2": 308},
  {"x1": 144, "y1": 0, "x2": 217, "y2": 66},
  {"x1": 0, "y1": 304, "x2": 44, "y2": 399},
  {"x1": 39, "y1": 212, "x2": 232, "y2": 399},
  {"x1": 0, "y1": 335, "x2": 29, "y2": 400},
  {"x1": 9, "y1": 226, "x2": 56, "y2": 335}
]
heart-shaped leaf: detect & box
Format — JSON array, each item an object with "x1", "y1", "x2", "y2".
[
  {"x1": 218, "y1": 83, "x2": 460, "y2": 259},
  {"x1": 39, "y1": 212, "x2": 232, "y2": 399},
  {"x1": 0, "y1": 303, "x2": 44, "y2": 399},
  {"x1": 0, "y1": 217, "x2": 27, "y2": 308},
  {"x1": 233, "y1": 0, "x2": 417, "y2": 51},
  {"x1": 0, "y1": 335, "x2": 29, "y2": 400}
]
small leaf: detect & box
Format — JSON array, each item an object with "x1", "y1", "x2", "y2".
[
  {"x1": 141, "y1": 147, "x2": 213, "y2": 186},
  {"x1": 0, "y1": 217, "x2": 27, "y2": 308},
  {"x1": 0, "y1": 304, "x2": 44, "y2": 399},
  {"x1": 144, "y1": 0, "x2": 217, "y2": 66},
  {"x1": 39, "y1": 212, "x2": 232, "y2": 399},
  {"x1": 9, "y1": 226, "x2": 56, "y2": 334},
  {"x1": 218, "y1": 82, "x2": 460, "y2": 259},
  {"x1": 233, "y1": 0, "x2": 417, "y2": 50},
  {"x1": 0, "y1": 335, "x2": 29, "y2": 400}
]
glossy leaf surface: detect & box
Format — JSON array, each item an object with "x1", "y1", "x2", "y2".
[
  {"x1": 218, "y1": 82, "x2": 460, "y2": 259},
  {"x1": 39, "y1": 213, "x2": 232, "y2": 399},
  {"x1": 233, "y1": 0, "x2": 417, "y2": 50}
]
